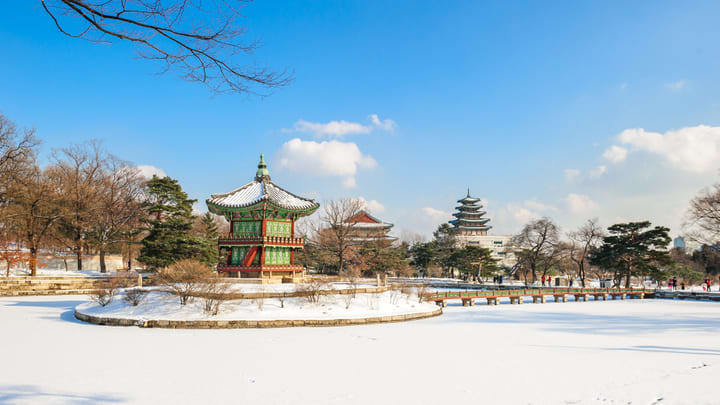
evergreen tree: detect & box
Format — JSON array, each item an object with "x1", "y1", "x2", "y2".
[
  {"x1": 137, "y1": 176, "x2": 202, "y2": 270},
  {"x1": 589, "y1": 221, "x2": 672, "y2": 287},
  {"x1": 196, "y1": 212, "x2": 219, "y2": 267},
  {"x1": 448, "y1": 245, "x2": 498, "y2": 280}
]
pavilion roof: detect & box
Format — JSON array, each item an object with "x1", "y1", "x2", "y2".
[{"x1": 206, "y1": 154, "x2": 319, "y2": 214}]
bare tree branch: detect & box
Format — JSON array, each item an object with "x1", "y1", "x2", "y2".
[{"x1": 40, "y1": 0, "x2": 293, "y2": 95}]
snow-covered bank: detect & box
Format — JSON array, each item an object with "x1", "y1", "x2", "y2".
[
  {"x1": 2, "y1": 296, "x2": 719, "y2": 404},
  {"x1": 75, "y1": 289, "x2": 437, "y2": 323}
]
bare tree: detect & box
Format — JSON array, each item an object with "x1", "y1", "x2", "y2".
[
  {"x1": 686, "y1": 183, "x2": 720, "y2": 245},
  {"x1": 88, "y1": 158, "x2": 145, "y2": 272},
  {"x1": 5, "y1": 164, "x2": 65, "y2": 276},
  {"x1": 0, "y1": 114, "x2": 39, "y2": 205},
  {"x1": 511, "y1": 217, "x2": 560, "y2": 284},
  {"x1": 567, "y1": 218, "x2": 605, "y2": 287},
  {"x1": 316, "y1": 198, "x2": 364, "y2": 274},
  {"x1": 47, "y1": 140, "x2": 106, "y2": 270},
  {"x1": 40, "y1": 0, "x2": 292, "y2": 95}
]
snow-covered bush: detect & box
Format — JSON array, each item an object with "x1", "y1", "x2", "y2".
[
  {"x1": 154, "y1": 259, "x2": 214, "y2": 305},
  {"x1": 342, "y1": 293, "x2": 353, "y2": 309},
  {"x1": 297, "y1": 278, "x2": 329, "y2": 304},
  {"x1": 89, "y1": 275, "x2": 128, "y2": 307},
  {"x1": 198, "y1": 276, "x2": 232, "y2": 316},
  {"x1": 122, "y1": 288, "x2": 148, "y2": 306}
]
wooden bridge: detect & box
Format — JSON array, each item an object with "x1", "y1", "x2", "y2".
[{"x1": 428, "y1": 288, "x2": 656, "y2": 307}]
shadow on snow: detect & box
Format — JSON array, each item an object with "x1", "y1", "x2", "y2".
[{"x1": 0, "y1": 385, "x2": 126, "y2": 404}]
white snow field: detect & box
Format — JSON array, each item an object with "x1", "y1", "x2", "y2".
[{"x1": 1, "y1": 296, "x2": 719, "y2": 405}]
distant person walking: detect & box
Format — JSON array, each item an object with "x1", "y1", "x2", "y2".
[
  {"x1": 672, "y1": 278, "x2": 677, "y2": 291},
  {"x1": 541, "y1": 275, "x2": 546, "y2": 287}
]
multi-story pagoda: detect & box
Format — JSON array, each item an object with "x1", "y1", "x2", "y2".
[
  {"x1": 206, "y1": 154, "x2": 319, "y2": 280},
  {"x1": 449, "y1": 189, "x2": 491, "y2": 236}
]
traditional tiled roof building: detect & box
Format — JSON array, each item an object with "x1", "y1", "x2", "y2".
[
  {"x1": 344, "y1": 210, "x2": 396, "y2": 243},
  {"x1": 206, "y1": 154, "x2": 319, "y2": 280}
]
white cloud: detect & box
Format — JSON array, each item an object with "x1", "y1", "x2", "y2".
[
  {"x1": 565, "y1": 193, "x2": 598, "y2": 214},
  {"x1": 620, "y1": 82, "x2": 628, "y2": 90},
  {"x1": 589, "y1": 165, "x2": 607, "y2": 178},
  {"x1": 283, "y1": 114, "x2": 397, "y2": 138},
  {"x1": 508, "y1": 204, "x2": 541, "y2": 224},
  {"x1": 523, "y1": 199, "x2": 557, "y2": 212},
  {"x1": 665, "y1": 80, "x2": 687, "y2": 91},
  {"x1": 136, "y1": 165, "x2": 166, "y2": 179},
  {"x1": 369, "y1": 114, "x2": 396, "y2": 132},
  {"x1": 602, "y1": 145, "x2": 628, "y2": 163},
  {"x1": 285, "y1": 120, "x2": 371, "y2": 138},
  {"x1": 357, "y1": 197, "x2": 385, "y2": 213},
  {"x1": 615, "y1": 125, "x2": 720, "y2": 173},
  {"x1": 277, "y1": 138, "x2": 377, "y2": 188},
  {"x1": 564, "y1": 169, "x2": 580, "y2": 183},
  {"x1": 422, "y1": 207, "x2": 450, "y2": 222}
]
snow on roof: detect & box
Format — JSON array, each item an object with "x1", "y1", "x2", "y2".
[{"x1": 207, "y1": 180, "x2": 318, "y2": 212}]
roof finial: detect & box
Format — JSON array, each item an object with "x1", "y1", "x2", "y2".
[
  {"x1": 467, "y1": 188, "x2": 471, "y2": 198},
  {"x1": 255, "y1": 153, "x2": 271, "y2": 182}
]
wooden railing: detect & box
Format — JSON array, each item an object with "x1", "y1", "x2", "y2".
[
  {"x1": 217, "y1": 234, "x2": 305, "y2": 245},
  {"x1": 428, "y1": 288, "x2": 655, "y2": 301}
]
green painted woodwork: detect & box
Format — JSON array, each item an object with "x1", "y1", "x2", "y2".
[
  {"x1": 264, "y1": 247, "x2": 290, "y2": 265},
  {"x1": 233, "y1": 220, "x2": 262, "y2": 237}
]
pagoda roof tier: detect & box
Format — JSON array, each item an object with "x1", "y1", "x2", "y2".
[
  {"x1": 207, "y1": 154, "x2": 319, "y2": 216},
  {"x1": 452, "y1": 211, "x2": 487, "y2": 218},
  {"x1": 451, "y1": 217, "x2": 490, "y2": 224},
  {"x1": 457, "y1": 188, "x2": 481, "y2": 204},
  {"x1": 457, "y1": 205, "x2": 484, "y2": 211},
  {"x1": 452, "y1": 224, "x2": 492, "y2": 231}
]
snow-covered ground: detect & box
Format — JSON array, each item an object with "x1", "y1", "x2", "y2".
[
  {"x1": 1, "y1": 296, "x2": 719, "y2": 404},
  {"x1": 76, "y1": 289, "x2": 436, "y2": 321}
]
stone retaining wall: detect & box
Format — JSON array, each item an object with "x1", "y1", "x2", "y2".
[
  {"x1": 0, "y1": 275, "x2": 139, "y2": 297},
  {"x1": 74, "y1": 307, "x2": 442, "y2": 329}
]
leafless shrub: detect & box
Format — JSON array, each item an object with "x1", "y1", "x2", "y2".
[
  {"x1": 416, "y1": 284, "x2": 430, "y2": 303},
  {"x1": 278, "y1": 296, "x2": 285, "y2": 309},
  {"x1": 198, "y1": 276, "x2": 232, "y2": 316},
  {"x1": 389, "y1": 289, "x2": 402, "y2": 305},
  {"x1": 342, "y1": 293, "x2": 354, "y2": 309},
  {"x1": 297, "y1": 278, "x2": 329, "y2": 304},
  {"x1": 154, "y1": 259, "x2": 214, "y2": 305},
  {"x1": 400, "y1": 283, "x2": 414, "y2": 303},
  {"x1": 253, "y1": 285, "x2": 266, "y2": 311},
  {"x1": 366, "y1": 292, "x2": 381, "y2": 310},
  {"x1": 122, "y1": 287, "x2": 148, "y2": 306},
  {"x1": 341, "y1": 267, "x2": 361, "y2": 297},
  {"x1": 89, "y1": 275, "x2": 125, "y2": 307}
]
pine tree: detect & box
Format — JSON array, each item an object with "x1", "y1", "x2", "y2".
[
  {"x1": 137, "y1": 176, "x2": 202, "y2": 270},
  {"x1": 590, "y1": 221, "x2": 672, "y2": 288},
  {"x1": 197, "y1": 212, "x2": 219, "y2": 267}
]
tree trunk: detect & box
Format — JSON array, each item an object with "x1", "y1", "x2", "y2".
[
  {"x1": 63, "y1": 258, "x2": 68, "y2": 272},
  {"x1": 76, "y1": 246, "x2": 83, "y2": 270},
  {"x1": 99, "y1": 246, "x2": 107, "y2": 273},
  {"x1": 6, "y1": 262, "x2": 10, "y2": 277},
  {"x1": 30, "y1": 247, "x2": 37, "y2": 277},
  {"x1": 625, "y1": 273, "x2": 631, "y2": 288}
]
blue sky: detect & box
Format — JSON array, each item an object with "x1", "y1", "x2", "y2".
[{"x1": 2, "y1": 1, "x2": 720, "y2": 238}]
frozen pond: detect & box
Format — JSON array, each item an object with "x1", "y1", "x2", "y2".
[{"x1": 1, "y1": 296, "x2": 718, "y2": 404}]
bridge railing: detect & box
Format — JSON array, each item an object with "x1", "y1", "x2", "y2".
[{"x1": 428, "y1": 287, "x2": 655, "y2": 301}]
